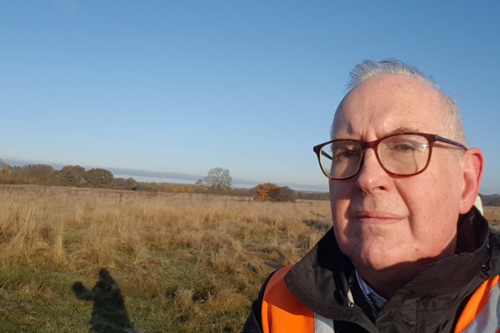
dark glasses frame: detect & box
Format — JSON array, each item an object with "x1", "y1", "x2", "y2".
[{"x1": 313, "y1": 132, "x2": 467, "y2": 180}]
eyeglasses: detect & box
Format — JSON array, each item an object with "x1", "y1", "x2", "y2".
[{"x1": 313, "y1": 132, "x2": 467, "y2": 180}]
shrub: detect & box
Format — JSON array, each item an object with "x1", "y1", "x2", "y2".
[
  {"x1": 268, "y1": 186, "x2": 297, "y2": 203},
  {"x1": 251, "y1": 183, "x2": 280, "y2": 201}
]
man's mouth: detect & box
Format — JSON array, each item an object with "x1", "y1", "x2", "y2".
[{"x1": 352, "y1": 211, "x2": 404, "y2": 225}]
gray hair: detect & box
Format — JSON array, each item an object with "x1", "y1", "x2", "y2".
[{"x1": 342, "y1": 59, "x2": 467, "y2": 146}]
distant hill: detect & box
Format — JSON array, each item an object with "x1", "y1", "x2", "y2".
[{"x1": 481, "y1": 194, "x2": 500, "y2": 207}]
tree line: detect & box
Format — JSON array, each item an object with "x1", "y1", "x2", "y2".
[
  {"x1": 0, "y1": 162, "x2": 135, "y2": 190},
  {"x1": 0, "y1": 161, "x2": 329, "y2": 201}
]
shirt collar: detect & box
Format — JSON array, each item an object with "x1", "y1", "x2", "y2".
[{"x1": 355, "y1": 270, "x2": 387, "y2": 317}]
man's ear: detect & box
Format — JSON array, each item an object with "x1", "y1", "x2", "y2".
[{"x1": 459, "y1": 147, "x2": 484, "y2": 214}]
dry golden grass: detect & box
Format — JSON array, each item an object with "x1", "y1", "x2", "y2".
[
  {"x1": 1, "y1": 184, "x2": 497, "y2": 332},
  {"x1": 0, "y1": 185, "x2": 331, "y2": 332},
  {"x1": 0, "y1": 187, "x2": 304, "y2": 267},
  {"x1": 484, "y1": 206, "x2": 500, "y2": 223}
]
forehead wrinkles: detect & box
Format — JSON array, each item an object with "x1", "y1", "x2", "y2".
[
  {"x1": 332, "y1": 110, "x2": 420, "y2": 139},
  {"x1": 332, "y1": 75, "x2": 447, "y2": 139}
]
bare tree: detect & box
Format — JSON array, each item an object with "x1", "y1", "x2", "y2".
[
  {"x1": 204, "y1": 167, "x2": 232, "y2": 190},
  {"x1": 22, "y1": 164, "x2": 55, "y2": 178},
  {"x1": 14, "y1": 164, "x2": 56, "y2": 184}
]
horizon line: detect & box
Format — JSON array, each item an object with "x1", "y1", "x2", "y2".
[{"x1": 1, "y1": 157, "x2": 330, "y2": 193}]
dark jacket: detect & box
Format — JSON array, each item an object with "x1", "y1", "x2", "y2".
[{"x1": 242, "y1": 208, "x2": 500, "y2": 333}]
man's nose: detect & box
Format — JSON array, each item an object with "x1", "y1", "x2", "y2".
[{"x1": 355, "y1": 148, "x2": 393, "y2": 194}]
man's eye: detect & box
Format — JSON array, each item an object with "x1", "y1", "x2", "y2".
[
  {"x1": 335, "y1": 149, "x2": 358, "y2": 158},
  {"x1": 394, "y1": 143, "x2": 415, "y2": 151},
  {"x1": 342, "y1": 149, "x2": 356, "y2": 157}
]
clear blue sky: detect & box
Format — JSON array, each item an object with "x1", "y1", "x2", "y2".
[{"x1": 1, "y1": 1, "x2": 499, "y2": 194}]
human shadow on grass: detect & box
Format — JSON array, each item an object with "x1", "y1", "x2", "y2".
[{"x1": 72, "y1": 268, "x2": 135, "y2": 333}]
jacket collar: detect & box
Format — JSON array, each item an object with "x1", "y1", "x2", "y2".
[
  {"x1": 284, "y1": 207, "x2": 495, "y2": 328},
  {"x1": 398, "y1": 208, "x2": 490, "y2": 298}
]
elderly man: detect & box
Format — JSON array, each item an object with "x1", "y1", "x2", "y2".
[{"x1": 242, "y1": 59, "x2": 498, "y2": 333}]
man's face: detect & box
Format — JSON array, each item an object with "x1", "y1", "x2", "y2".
[{"x1": 330, "y1": 74, "x2": 466, "y2": 271}]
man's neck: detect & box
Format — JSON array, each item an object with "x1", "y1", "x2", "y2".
[
  {"x1": 354, "y1": 264, "x2": 418, "y2": 299},
  {"x1": 353, "y1": 240, "x2": 457, "y2": 299}
]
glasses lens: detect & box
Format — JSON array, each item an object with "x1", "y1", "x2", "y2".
[
  {"x1": 320, "y1": 141, "x2": 362, "y2": 179},
  {"x1": 378, "y1": 134, "x2": 430, "y2": 175}
]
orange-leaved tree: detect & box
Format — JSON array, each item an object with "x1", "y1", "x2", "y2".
[{"x1": 252, "y1": 183, "x2": 280, "y2": 201}]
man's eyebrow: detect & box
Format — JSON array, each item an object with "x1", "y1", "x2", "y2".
[{"x1": 385, "y1": 126, "x2": 421, "y2": 136}]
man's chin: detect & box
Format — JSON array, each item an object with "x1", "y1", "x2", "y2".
[
  {"x1": 359, "y1": 257, "x2": 401, "y2": 272},
  {"x1": 356, "y1": 251, "x2": 436, "y2": 275}
]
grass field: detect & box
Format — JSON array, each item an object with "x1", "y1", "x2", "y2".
[
  {"x1": 485, "y1": 206, "x2": 500, "y2": 223},
  {"x1": 0, "y1": 185, "x2": 497, "y2": 332},
  {"x1": 0, "y1": 185, "x2": 331, "y2": 332}
]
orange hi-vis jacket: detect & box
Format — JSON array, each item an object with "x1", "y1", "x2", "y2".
[
  {"x1": 242, "y1": 208, "x2": 500, "y2": 333},
  {"x1": 261, "y1": 267, "x2": 500, "y2": 333}
]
